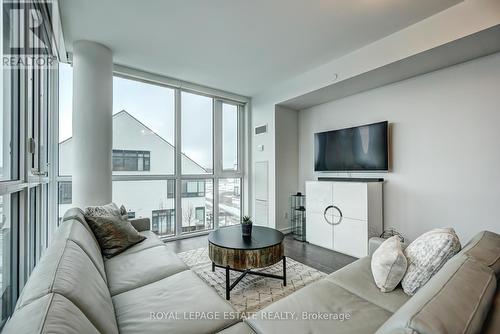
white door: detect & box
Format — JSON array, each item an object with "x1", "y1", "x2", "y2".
[
  {"x1": 254, "y1": 162, "x2": 268, "y2": 226},
  {"x1": 333, "y1": 217, "x2": 368, "y2": 258},
  {"x1": 306, "y1": 182, "x2": 333, "y2": 213},
  {"x1": 332, "y1": 182, "x2": 367, "y2": 221},
  {"x1": 307, "y1": 212, "x2": 333, "y2": 250}
]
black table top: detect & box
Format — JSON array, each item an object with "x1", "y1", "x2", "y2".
[{"x1": 208, "y1": 225, "x2": 284, "y2": 250}]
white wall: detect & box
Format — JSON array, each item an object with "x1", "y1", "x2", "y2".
[
  {"x1": 275, "y1": 106, "x2": 299, "y2": 231},
  {"x1": 251, "y1": 0, "x2": 500, "y2": 231},
  {"x1": 298, "y1": 52, "x2": 500, "y2": 243}
]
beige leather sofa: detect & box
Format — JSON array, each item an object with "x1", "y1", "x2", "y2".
[
  {"x1": 223, "y1": 231, "x2": 500, "y2": 334},
  {"x1": 3, "y1": 207, "x2": 500, "y2": 334},
  {"x1": 2, "y1": 208, "x2": 239, "y2": 334}
]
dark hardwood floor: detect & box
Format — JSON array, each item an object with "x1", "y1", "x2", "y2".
[{"x1": 166, "y1": 233, "x2": 356, "y2": 274}]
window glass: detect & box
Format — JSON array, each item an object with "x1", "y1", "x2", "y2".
[
  {"x1": 113, "y1": 76, "x2": 175, "y2": 175},
  {"x1": 1, "y1": 12, "x2": 19, "y2": 181},
  {"x1": 218, "y1": 178, "x2": 241, "y2": 227},
  {"x1": 181, "y1": 179, "x2": 213, "y2": 233},
  {"x1": 27, "y1": 188, "x2": 37, "y2": 277},
  {"x1": 0, "y1": 193, "x2": 18, "y2": 326},
  {"x1": 58, "y1": 182, "x2": 72, "y2": 205},
  {"x1": 57, "y1": 69, "x2": 244, "y2": 239},
  {"x1": 181, "y1": 92, "x2": 213, "y2": 174},
  {"x1": 152, "y1": 209, "x2": 175, "y2": 236},
  {"x1": 195, "y1": 207, "x2": 205, "y2": 222},
  {"x1": 58, "y1": 63, "x2": 73, "y2": 176},
  {"x1": 222, "y1": 103, "x2": 238, "y2": 171},
  {"x1": 187, "y1": 181, "x2": 197, "y2": 193},
  {"x1": 112, "y1": 150, "x2": 151, "y2": 171},
  {"x1": 112, "y1": 180, "x2": 175, "y2": 237},
  {"x1": 167, "y1": 180, "x2": 175, "y2": 198}
]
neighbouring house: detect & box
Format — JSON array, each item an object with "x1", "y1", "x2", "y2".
[{"x1": 58, "y1": 110, "x2": 240, "y2": 236}]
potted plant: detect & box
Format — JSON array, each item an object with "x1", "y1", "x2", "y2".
[{"x1": 241, "y1": 216, "x2": 253, "y2": 237}]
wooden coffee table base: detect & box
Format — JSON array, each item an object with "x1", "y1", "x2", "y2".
[
  {"x1": 208, "y1": 226, "x2": 286, "y2": 300},
  {"x1": 212, "y1": 256, "x2": 286, "y2": 300}
]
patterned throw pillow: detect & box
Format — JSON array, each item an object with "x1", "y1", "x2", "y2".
[
  {"x1": 84, "y1": 215, "x2": 146, "y2": 259},
  {"x1": 371, "y1": 236, "x2": 408, "y2": 292},
  {"x1": 84, "y1": 202, "x2": 123, "y2": 219},
  {"x1": 402, "y1": 228, "x2": 461, "y2": 295}
]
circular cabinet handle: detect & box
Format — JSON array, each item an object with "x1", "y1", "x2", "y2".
[{"x1": 323, "y1": 205, "x2": 343, "y2": 226}]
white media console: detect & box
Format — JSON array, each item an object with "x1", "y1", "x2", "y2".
[{"x1": 305, "y1": 180, "x2": 383, "y2": 258}]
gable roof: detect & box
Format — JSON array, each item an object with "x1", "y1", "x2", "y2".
[{"x1": 59, "y1": 109, "x2": 208, "y2": 172}]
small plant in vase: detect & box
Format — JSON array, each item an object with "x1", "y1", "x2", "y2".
[{"x1": 241, "y1": 216, "x2": 253, "y2": 237}]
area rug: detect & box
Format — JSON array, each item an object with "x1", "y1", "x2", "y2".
[{"x1": 178, "y1": 247, "x2": 326, "y2": 313}]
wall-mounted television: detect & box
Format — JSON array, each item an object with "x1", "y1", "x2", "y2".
[{"x1": 314, "y1": 121, "x2": 388, "y2": 172}]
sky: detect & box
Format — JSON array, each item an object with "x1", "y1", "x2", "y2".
[{"x1": 58, "y1": 63, "x2": 237, "y2": 170}]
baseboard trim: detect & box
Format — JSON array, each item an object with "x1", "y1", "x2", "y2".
[{"x1": 280, "y1": 227, "x2": 293, "y2": 235}]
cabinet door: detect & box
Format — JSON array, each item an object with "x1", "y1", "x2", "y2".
[
  {"x1": 332, "y1": 182, "x2": 367, "y2": 221},
  {"x1": 306, "y1": 212, "x2": 333, "y2": 250},
  {"x1": 333, "y1": 218, "x2": 368, "y2": 258},
  {"x1": 306, "y1": 182, "x2": 333, "y2": 214}
]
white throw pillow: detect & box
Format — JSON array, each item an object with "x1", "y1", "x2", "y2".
[
  {"x1": 371, "y1": 236, "x2": 407, "y2": 292},
  {"x1": 401, "y1": 228, "x2": 461, "y2": 295}
]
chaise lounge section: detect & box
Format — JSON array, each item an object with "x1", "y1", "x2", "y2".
[
  {"x1": 222, "y1": 231, "x2": 500, "y2": 334},
  {"x1": 2, "y1": 208, "x2": 239, "y2": 334}
]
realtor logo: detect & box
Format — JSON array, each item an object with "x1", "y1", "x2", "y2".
[{"x1": 2, "y1": 0, "x2": 57, "y2": 68}]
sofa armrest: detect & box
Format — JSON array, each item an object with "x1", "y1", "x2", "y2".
[
  {"x1": 369, "y1": 237, "x2": 386, "y2": 256},
  {"x1": 130, "y1": 218, "x2": 150, "y2": 232}
]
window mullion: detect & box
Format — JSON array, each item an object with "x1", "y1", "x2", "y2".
[
  {"x1": 174, "y1": 88, "x2": 182, "y2": 237},
  {"x1": 213, "y1": 100, "x2": 222, "y2": 228}
]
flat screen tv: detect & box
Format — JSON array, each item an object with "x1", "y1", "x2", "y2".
[{"x1": 314, "y1": 121, "x2": 388, "y2": 172}]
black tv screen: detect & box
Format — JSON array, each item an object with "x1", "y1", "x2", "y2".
[{"x1": 314, "y1": 121, "x2": 388, "y2": 172}]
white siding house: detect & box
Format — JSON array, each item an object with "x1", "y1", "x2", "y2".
[{"x1": 58, "y1": 110, "x2": 211, "y2": 236}]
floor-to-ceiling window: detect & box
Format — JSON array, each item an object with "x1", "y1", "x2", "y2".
[
  {"x1": 1, "y1": 1, "x2": 57, "y2": 327},
  {"x1": 58, "y1": 68, "x2": 246, "y2": 239}
]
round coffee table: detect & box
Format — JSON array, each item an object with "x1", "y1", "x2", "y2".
[{"x1": 208, "y1": 225, "x2": 286, "y2": 300}]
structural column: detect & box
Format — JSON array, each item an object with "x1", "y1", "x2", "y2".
[{"x1": 72, "y1": 41, "x2": 113, "y2": 207}]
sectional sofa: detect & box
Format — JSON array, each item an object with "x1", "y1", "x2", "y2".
[
  {"x1": 3, "y1": 207, "x2": 499, "y2": 334},
  {"x1": 3, "y1": 208, "x2": 239, "y2": 333}
]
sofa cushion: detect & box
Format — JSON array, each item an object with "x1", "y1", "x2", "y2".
[
  {"x1": 3, "y1": 293, "x2": 100, "y2": 334},
  {"x1": 371, "y1": 236, "x2": 408, "y2": 293},
  {"x1": 459, "y1": 231, "x2": 500, "y2": 277},
  {"x1": 15, "y1": 239, "x2": 119, "y2": 334},
  {"x1": 105, "y1": 245, "x2": 187, "y2": 296},
  {"x1": 112, "y1": 270, "x2": 238, "y2": 334},
  {"x1": 15, "y1": 238, "x2": 67, "y2": 309},
  {"x1": 85, "y1": 214, "x2": 146, "y2": 258},
  {"x1": 111, "y1": 230, "x2": 165, "y2": 258},
  {"x1": 57, "y1": 219, "x2": 107, "y2": 281},
  {"x1": 327, "y1": 256, "x2": 410, "y2": 313},
  {"x1": 481, "y1": 288, "x2": 500, "y2": 334},
  {"x1": 375, "y1": 254, "x2": 497, "y2": 334},
  {"x1": 402, "y1": 227, "x2": 461, "y2": 295},
  {"x1": 246, "y1": 278, "x2": 393, "y2": 334}
]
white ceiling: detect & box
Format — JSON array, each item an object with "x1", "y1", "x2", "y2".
[{"x1": 59, "y1": 0, "x2": 461, "y2": 97}]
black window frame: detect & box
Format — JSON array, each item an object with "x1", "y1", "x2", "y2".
[
  {"x1": 195, "y1": 206, "x2": 205, "y2": 224},
  {"x1": 181, "y1": 180, "x2": 205, "y2": 198},
  {"x1": 112, "y1": 150, "x2": 151, "y2": 172}
]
